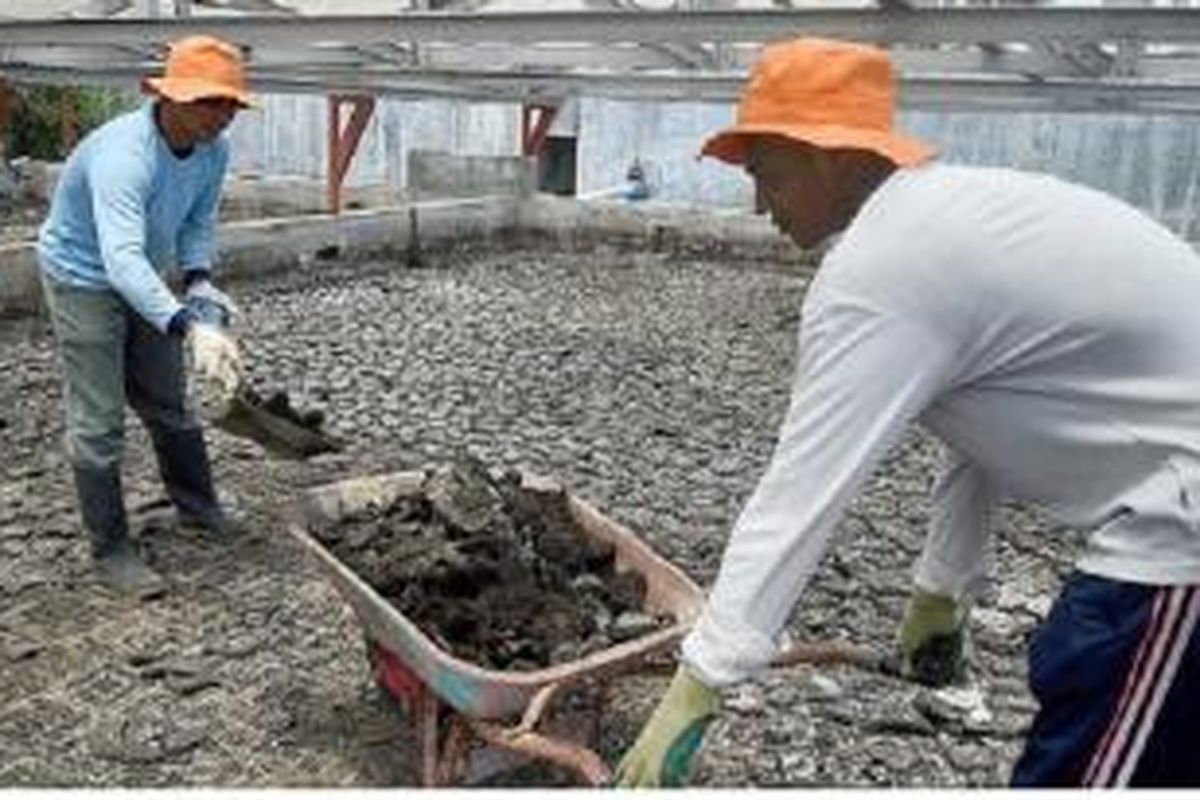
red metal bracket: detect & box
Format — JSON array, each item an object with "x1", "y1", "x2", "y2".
[
  {"x1": 520, "y1": 103, "x2": 558, "y2": 157},
  {"x1": 326, "y1": 93, "x2": 376, "y2": 214}
]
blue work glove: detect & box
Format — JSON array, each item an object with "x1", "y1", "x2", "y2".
[
  {"x1": 898, "y1": 588, "x2": 968, "y2": 687},
  {"x1": 614, "y1": 664, "x2": 720, "y2": 787},
  {"x1": 184, "y1": 275, "x2": 240, "y2": 329}
]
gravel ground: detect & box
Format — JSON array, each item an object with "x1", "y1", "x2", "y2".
[
  {"x1": 0, "y1": 205, "x2": 41, "y2": 244},
  {"x1": 0, "y1": 234, "x2": 1082, "y2": 786}
]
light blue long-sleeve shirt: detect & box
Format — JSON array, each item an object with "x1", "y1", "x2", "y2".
[{"x1": 38, "y1": 102, "x2": 229, "y2": 332}]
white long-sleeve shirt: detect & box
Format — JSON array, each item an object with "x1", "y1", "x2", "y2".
[{"x1": 682, "y1": 162, "x2": 1200, "y2": 687}]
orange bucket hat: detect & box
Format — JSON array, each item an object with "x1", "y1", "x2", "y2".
[
  {"x1": 701, "y1": 38, "x2": 933, "y2": 167},
  {"x1": 142, "y1": 35, "x2": 255, "y2": 108}
]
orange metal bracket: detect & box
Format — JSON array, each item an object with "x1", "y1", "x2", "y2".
[
  {"x1": 326, "y1": 93, "x2": 376, "y2": 214},
  {"x1": 520, "y1": 103, "x2": 558, "y2": 157}
]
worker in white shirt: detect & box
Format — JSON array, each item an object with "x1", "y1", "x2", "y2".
[{"x1": 615, "y1": 37, "x2": 1200, "y2": 788}]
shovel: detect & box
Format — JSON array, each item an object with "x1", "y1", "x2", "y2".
[
  {"x1": 187, "y1": 291, "x2": 344, "y2": 460},
  {"x1": 212, "y1": 385, "x2": 345, "y2": 460}
]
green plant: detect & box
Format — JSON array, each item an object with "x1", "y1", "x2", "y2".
[{"x1": 5, "y1": 84, "x2": 137, "y2": 161}]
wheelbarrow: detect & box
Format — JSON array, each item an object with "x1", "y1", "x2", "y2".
[{"x1": 288, "y1": 468, "x2": 893, "y2": 786}]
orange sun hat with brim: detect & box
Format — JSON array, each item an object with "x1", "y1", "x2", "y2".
[
  {"x1": 141, "y1": 35, "x2": 255, "y2": 108},
  {"x1": 701, "y1": 38, "x2": 934, "y2": 167}
]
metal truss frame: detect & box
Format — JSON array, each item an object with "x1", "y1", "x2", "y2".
[{"x1": 3, "y1": 7, "x2": 1200, "y2": 113}]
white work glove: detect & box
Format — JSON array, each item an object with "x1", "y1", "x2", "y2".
[
  {"x1": 185, "y1": 277, "x2": 240, "y2": 327},
  {"x1": 187, "y1": 322, "x2": 244, "y2": 416}
]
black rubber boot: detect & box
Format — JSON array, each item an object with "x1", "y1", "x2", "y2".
[
  {"x1": 147, "y1": 426, "x2": 244, "y2": 538},
  {"x1": 73, "y1": 465, "x2": 165, "y2": 598},
  {"x1": 909, "y1": 629, "x2": 968, "y2": 688}
]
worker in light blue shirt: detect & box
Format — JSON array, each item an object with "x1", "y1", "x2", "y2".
[{"x1": 37, "y1": 35, "x2": 250, "y2": 597}]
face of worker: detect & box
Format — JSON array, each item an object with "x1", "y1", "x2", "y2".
[
  {"x1": 744, "y1": 136, "x2": 849, "y2": 250},
  {"x1": 174, "y1": 97, "x2": 241, "y2": 145}
]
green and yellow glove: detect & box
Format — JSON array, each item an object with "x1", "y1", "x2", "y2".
[
  {"x1": 614, "y1": 664, "x2": 720, "y2": 787},
  {"x1": 898, "y1": 588, "x2": 968, "y2": 687}
]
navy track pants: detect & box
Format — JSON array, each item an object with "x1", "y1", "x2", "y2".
[{"x1": 1012, "y1": 572, "x2": 1200, "y2": 787}]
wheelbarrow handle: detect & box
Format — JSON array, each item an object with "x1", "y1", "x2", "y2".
[
  {"x1": 517, "y1": 682, "x2": 561, "y2": 734},
  {"x1": 470, "y1": 719, "x2": 613, "y2": 786}
]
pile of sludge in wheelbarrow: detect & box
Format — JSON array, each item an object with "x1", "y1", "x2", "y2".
[{"x1": 311, "y1": 456, "x2": 674, "y2": 671}]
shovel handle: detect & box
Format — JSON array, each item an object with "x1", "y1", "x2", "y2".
[{"x1": 771, "y1": 640, "x2": 900, "y2": 676}]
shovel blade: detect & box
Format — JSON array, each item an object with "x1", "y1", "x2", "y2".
[{"x1": 213, "y1": 390, "x2": 344, "y2": 460}]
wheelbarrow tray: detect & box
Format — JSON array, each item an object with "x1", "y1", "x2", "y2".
[{"x1": 288, "y1": 469, "x2": 705, "y2": 722}]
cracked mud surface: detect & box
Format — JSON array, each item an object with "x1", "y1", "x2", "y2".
[{"x1": 0, "y1": 235, "x2": 1078, "y2": 786}]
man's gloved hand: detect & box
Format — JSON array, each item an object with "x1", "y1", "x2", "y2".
[
  {"x1": 614, "y1": 664, "x2": 720, "y2": 787},
  {"x1": 185, "y1": 276, "x2": 240, "y2": 328},
  {"x1": 898, "y1": 588, "x2": 968, "y2": 687},
  {"x1": 187, "y1": 323, "x2": 244, "y2": 412}
]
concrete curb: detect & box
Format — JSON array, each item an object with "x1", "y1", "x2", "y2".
[
  {"x1": 518, "y1": 194, "x2": 798, "y2": 262},
  {"x1": 0, "y1": 194, "x2": 798, "y2": 320},
  {"x1": 0, "y1": 195, "x2": 520, "y2": 319}
]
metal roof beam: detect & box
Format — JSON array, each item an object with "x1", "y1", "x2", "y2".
[
  {"x1": 62, "y1": 0, "x2": 134, "y2": 18},
  {"x1": 5, "y1": 8, "x2": 1200, "y2": 115},
  {"x1": 2, "y1": 38, "x2": 1167, "y2": 77},
  {"x1": 345, "y1": 42, "x2": 417, "y2": 66},
  {"x1": 585, "y1": 0, "x2": 717, "y2": 69},
  {"x1": 1038, "y1": 40, "x2": 1114, "y2": 78},
  {"x1": 191, "y1": 0, "x2": 296, "y2": 13},
  {"x1": 228, "y1": 42, "x2": 1074, "y2": 75},
  {"x1": 9, "y1": 59, "x2": 1200, "y2": 115},
  {"x1": 4, "y1": 8, "x2": 1200, "y2": 49}
]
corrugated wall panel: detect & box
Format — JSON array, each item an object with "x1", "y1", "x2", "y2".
[
  {"x1": 227, "y1": 93, "x2": 520, "y2": 193},
  {"x1": 576, "y1": 98, "x2": 1200, "y2": 238},
  {"x1": 225, "y1": 93, "x2": 1200, "y2": 238}
]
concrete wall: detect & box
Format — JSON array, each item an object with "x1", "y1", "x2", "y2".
[
  {"x1": 577, "y1": 99, "x2": 737, "y2": 206},
  {"x1": 406, "y1": 150, "x2": 537, "y2": 201},
  {"x1": 904, "y1": 111, "x2": 1200, "y2": 240},
  {"x1": 221, "y1": 92, "x2": 1200, "y2": 239},
  {"x1": 226, "y1": 94, "x2": 521, "y2": 196},
  {"x1": 12, "y1": 91, "x2": 1197, "y2": 237},
  {"x1": 518, "y1": 193, "x2": 796, "y2": 260},
  {"x1": 0, "y1": 190, "x2": 805, "y2": 319},
  {"x1": 219, "y1": 175, "x2": 393, "y2": 218},
  {"x1": 0, "y1": 149, "x2": 544, "y2": 319},
  {"x1": 0, "y1": 196, "x2": 522, "y2": 319},
  {"x1": 576, "y1": 98, "x2": 1200, "y2": 239},
  {"x1": 1, "y1": 150, "x2": 533, "y2": 221}
]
